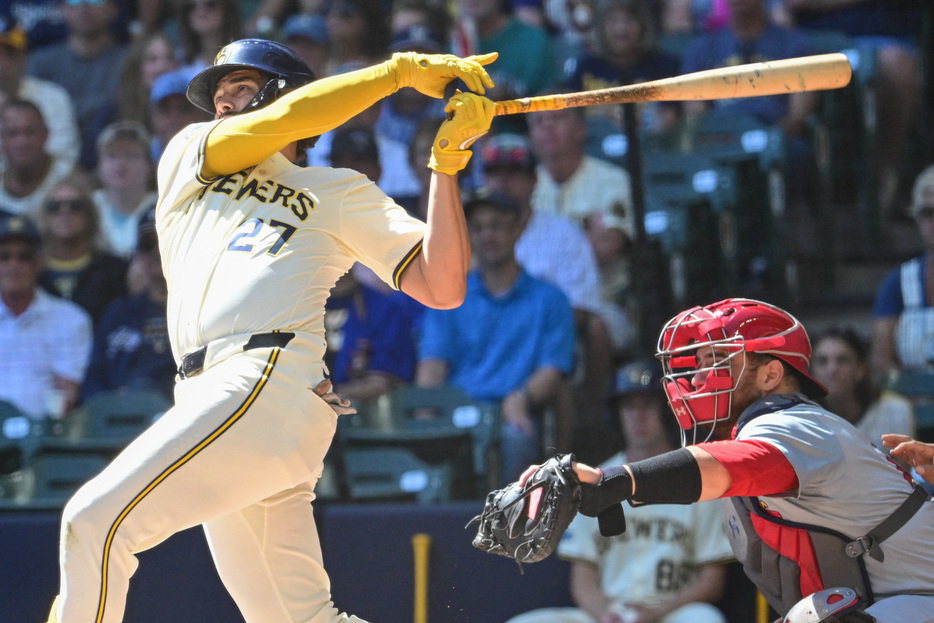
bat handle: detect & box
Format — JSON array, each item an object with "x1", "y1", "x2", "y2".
[
  {"x1": 494, "y1": 95, "x2": 567, "y2": 116},
  {"x1": 412, "y1": 532, "x2": 432, "y2": 623}
]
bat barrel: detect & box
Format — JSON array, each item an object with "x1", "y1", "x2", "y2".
[{"x1": 492, "y1": 52, "x2": 852, "y2": 116}]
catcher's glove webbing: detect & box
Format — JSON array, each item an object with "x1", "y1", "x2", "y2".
[{"x1": 468, "y1": 454, "x2": 583, "y2": 569}]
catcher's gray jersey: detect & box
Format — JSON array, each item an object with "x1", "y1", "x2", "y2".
[{"x1": 727, "y1": 400, "x2": 934, "y2": 600}]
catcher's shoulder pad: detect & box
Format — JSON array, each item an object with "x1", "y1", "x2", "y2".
[{"x1": 468, "y1": 453, "x2": 582, "y2": 569}]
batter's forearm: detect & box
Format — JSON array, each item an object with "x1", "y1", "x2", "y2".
[{"x1": 401, "y1": 172, "x2": 469, "y2": 308}]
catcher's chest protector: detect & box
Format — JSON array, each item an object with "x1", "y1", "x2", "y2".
[{"x1": 727, "y1": 494, "x2": 875, "y2": 615}]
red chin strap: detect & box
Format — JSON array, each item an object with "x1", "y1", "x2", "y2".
[{"x1": 664, "y1": 374, "x2": 734, "y2": 431}]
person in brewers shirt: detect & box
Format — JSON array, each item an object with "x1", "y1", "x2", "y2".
[{"x1": 44, "y1": 39, "x2": 497, "y2": 623}]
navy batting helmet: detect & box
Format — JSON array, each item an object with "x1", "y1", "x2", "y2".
[{"x1": 187, "y1": 39, "x2": 316, "y2": 114}]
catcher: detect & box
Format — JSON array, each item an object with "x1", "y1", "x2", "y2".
[
  {"x1": 475, "y1": 299, "x2": 934, "y2": 623},
  {"x1": 505, "y1": 359, "x2": 732, "y2": 623}
]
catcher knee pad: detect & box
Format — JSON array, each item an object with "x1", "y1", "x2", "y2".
[{"x1": 783, "y1": 588, "x2": 877, "y2": 623}]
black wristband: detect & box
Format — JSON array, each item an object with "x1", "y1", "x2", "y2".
[
  {"x1": 579, "y1": 467, "x2": 632, "y2": 517},
  {"x1": 628, "y1": 448, "x2": 703, "y2": 504}
]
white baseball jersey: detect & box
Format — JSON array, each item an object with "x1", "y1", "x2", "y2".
[
  {"x1": 558, "y1": 451, "x2": 734, "y2": 608},
  {"x1": 156, "y1": 119, "x2": 427, "y2": 363},
  {"x1": 728, "y1": 400, "x2": 934, "y2": 606},
  {"x1": 56, "y1": 118, "x2": 426, "y2": 623}
]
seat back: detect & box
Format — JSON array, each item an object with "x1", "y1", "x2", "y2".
[
  {"x1": 0, "y1": 401, "x2": 47, "y2": 475},
  {"x1": 887, "y1": 371, "x2": 934, "y2": 400},
  {"x1": 63, "y1": 390, "x2": 170, "y2": 448},
  {"x1": 340, "y1": 386, "x2": 500, "y2": 498},
  {"x1": 342, "y1": 447, "x2": 453, "y2": 503},
  {"x1": 25, "y1": 452, "x2": 109, "y2": 506}
]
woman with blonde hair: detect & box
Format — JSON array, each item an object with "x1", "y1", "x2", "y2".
[{"x1": 37, "y1": 172, "x2": 127, "y2": 326}]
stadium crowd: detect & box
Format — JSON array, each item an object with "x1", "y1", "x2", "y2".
[{"x1": 0, "y1": 0, "x2": 931, "y2": 483}]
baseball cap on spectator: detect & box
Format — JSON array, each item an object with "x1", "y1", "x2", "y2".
[
  {"x1": 150, "y1": 68, "x2": 199, "y2": 107},
  {"x1": 0, "y1": 16, "x2": 27, "y2": 51},
  {"x1": 463, "y1": 188, "x2": 521, "y2": 220},
  {"x1": 97, "y1": 120, "x2": 151, "y2": 155},
  {"x1": 388, "y1": 24, "x2": 444, "y2": 54},
  {"x1": 330, "y1": 128, "x2": 379, "y2": 165},
  {"x1": 910, "y1": 164, "x2": 934, "y2": 218},
  {"x1": 481, "y1": 133, "x2": 536, "y2": 174},
  {"x1": 281, "y1": 13, "x2": 328, "y2": 45},
  {"x1": 0, "y1": 214, "x2": 41, "y2": 247},
  {"x1": 611, "y1": 359, "x2": 664, "y2": 400}
]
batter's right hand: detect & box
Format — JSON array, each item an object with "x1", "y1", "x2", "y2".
[
  {"x1": 392, "y1": 51, "x2": 497, "y2": 98},
  {"x1": 312, "y1": 379, "x2": 356, "y2": 416},
  {"x1": 429, "y1": 91, "x2": 495, "y2": 175}
]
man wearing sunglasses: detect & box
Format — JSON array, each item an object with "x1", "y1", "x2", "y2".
[
  {"x1": 45, "y1": 38, "x2": 498, "y2": 623},
  {"x1": 871, "y1": 165, "x2": 934, "y2": 377},
  {"x1": 0, "y1": 214, "x2": 91, "y2": 420}
]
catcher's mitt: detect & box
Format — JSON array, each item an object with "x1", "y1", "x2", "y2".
[{"x1": 468, "y1": 453, "x2": 581, "y2": 569}]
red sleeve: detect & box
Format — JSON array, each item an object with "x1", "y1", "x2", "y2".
[{"x1": 699, "y1": 439, "x2": 799, "y2": 497}]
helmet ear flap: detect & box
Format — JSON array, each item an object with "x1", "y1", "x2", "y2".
[{"x1": 242, "y1": 77, "x2": 286, "y2": 113}]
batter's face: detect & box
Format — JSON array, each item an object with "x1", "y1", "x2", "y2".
[{"x1": 213, "y1": 69, "x2": 265, "y2": 119}]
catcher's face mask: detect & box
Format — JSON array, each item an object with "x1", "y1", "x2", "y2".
[
  {"x1": 657, "y1": 305, "x2": 744, "y2": 444},
  {"x1": 658, "y1": 298, "x2": 828, "y2": 445}
]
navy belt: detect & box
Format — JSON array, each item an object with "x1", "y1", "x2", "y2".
[{"x1": 178, "y1": 331, "x2": 295, "y2": 379}]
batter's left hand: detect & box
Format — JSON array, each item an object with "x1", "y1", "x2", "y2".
[
  {"x1": 312, "y1": 379, "x2": 356, "y2": 416},
  {"x1": 392, "y1": 51, "x2": 497, "y2": 98}
]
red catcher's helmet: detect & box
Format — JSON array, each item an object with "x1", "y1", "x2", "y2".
[{"x1": 656, "y1": 298, "x2": 827, "y2": 441}]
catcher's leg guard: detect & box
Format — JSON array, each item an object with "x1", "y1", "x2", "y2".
[
  {"x1": 783, "y1": 588, "x2": 877, "y2": 623},
  {"x1": 46, "y1": 596, "x2": 60, "y2": 623}
]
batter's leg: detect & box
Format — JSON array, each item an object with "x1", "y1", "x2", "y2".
[
  {"x1": 203, "y1": 481, "x2": 365, "y2": 623},
  {"x1": 55, "y1": 351, "x2": 335, "y2": 623}
]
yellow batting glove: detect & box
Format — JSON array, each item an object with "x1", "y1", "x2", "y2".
[
  {"x1": 393, "y1": 52, "x2": 497, "y2": 98},
  {"x1": 429, "y1": 91, "x2": 496, "y2": 175}
]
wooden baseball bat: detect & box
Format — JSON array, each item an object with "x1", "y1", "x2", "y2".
[
  {"x1": 493, "y1": 53, "x2": 852, "y2": 116},
  {"x1": 412, "y1": 532, "x2": 431, "y2": 623}
]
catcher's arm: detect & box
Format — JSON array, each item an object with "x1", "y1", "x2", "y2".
[{"x1": 564, "y1": 447, "x2": 724, "y2": 519}]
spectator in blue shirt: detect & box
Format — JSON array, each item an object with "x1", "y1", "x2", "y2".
[
  {"x1": 80, "y1": 207, "x2": 175, "y2": 401},
  {"x1": 416, "y1": 190, "x2": 576, "y2": 483},
  {"x1": 870, "y1": 165, "x2": 934, "y2": 378}
]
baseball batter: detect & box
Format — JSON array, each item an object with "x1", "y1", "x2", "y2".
[
  {"x1": 546, "y1": 299, "x2": 934, "y2": 622},
  {"x1": 45, "y1": 40, "x2": 497, "y2": 623}
]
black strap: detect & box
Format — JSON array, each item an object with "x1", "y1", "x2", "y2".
[
  {"x1": 846, "y1": 486, "x2": 930, "y2": 562},
  {"x1": 179, "y1": 331, "x2": 295, "y2": 379},
  {"x1": 245, "y1": 331, "x2": 295, "y2": 350}
]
